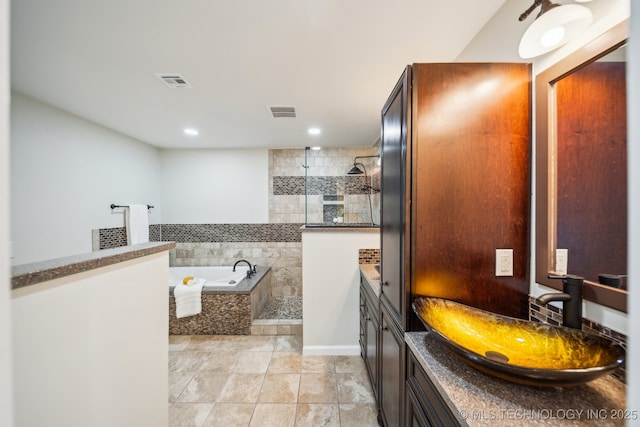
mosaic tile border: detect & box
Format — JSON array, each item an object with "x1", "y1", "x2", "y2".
[
  {"x1": 529, "y1": 296, "x2": 626, "y2": 384},
  {"x1": 273, "y1": 176, "x2": 374, "y2": 195},
  {"x1": 97, "y1": 225, "x2": 162, "y2": 250},
  {"x1": 161, "y1": 223, "x2": 303, "y2": 243},
  {"x1": 97, "y1": 223, "x2": 304, "y2": 249},
  {"x1": 359, "y1": 249, "x2": 381, "y2": 265}
]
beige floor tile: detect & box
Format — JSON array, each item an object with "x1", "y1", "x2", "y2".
[
  {"x1": 334, "y1": 356, "x2": 367, "y2": 374},
  {"x1": 218, "y1": 373, "x2": 265, "y2": 403},
  {"x1": 178, "y1": 373, "x2": 230, "y2": 403},
  {"x1": 201, "y1": 403, "x2": 255, "y2": 427},
  {"x1": 169, "y1": 402, "x2": 213, "y2": 427},
  {"x1": 336, "y1": 372, "x2": 375, "y2": 404},
  {"x1": 249, "y1": 403, "x2": 297, "y2": 427},
  {"x1": 235, "y1": 335, "x2": 277, "y2": 352},
  {"x1": 169, "y1": 371, "x2": 195, "y2": 402},
  {"x1": 298, "y1": 373, "x2": 338, "y2": 403},
  {"x1": 169, "y1": 351, "x2": 206, "y2": 373},
  {"x1": 295, "y1": 403, "x2": 341, "y2": 427},
  {"x1": 199, "y1": 351, "x2": 239, "y2": 373},
  {"x1": 258, "y1": 374, "x2": 300, "y2": 403},
  {"x1": 339, "y1": 403, "x2": 380, "y2": 427},
  {"x1": 184, "y1": 336, "x2": 227, "y2": 352},
  {"x1": 233, "y1": 351, "x2": 272, "y2": 374},
  {"x1": 267, "y1": 352, "x2": 302, "y2": 374},
  {"x1": 301, "y1": 355, "x2": 335, "y2": 373},
  {"x1": 274, "y1": 335, "x2": 303, "y2": 353},
  {"x1": 169, "y1": 335, "x2": 192, "y2": 351}
]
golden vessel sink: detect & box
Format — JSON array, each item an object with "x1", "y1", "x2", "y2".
[{"x1": 413, "y1": 297, "x2": 625, "y2": 386}]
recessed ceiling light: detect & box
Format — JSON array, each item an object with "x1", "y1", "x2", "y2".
[
  {"x1": 184, "y1": 128, "x2": 199, "y2": 136},
  {"x1": 310, "y1": 146, "x2": 322, "y2": 151},
  {"x1": 308, "y1": 127, "x2": 321, "y2": 136}
]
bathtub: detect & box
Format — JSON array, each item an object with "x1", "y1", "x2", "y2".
[
  {"x1": 168, "y1": 265, "x2": 272, "y2": 335},
  {"x1": 169, "y1": 266, "x2": 250, "y2": 287}
]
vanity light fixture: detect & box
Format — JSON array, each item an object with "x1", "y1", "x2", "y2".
[
  {"x1": 184, "y1": 128, "x2": 199, "y2": 136},
  {"x1": 518, "y1": 0, "x2": 593, "y2": 59}
]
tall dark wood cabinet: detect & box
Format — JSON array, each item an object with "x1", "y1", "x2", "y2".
[{"x1": 377, "y1": 62, "x2": 531, "y2": 427}]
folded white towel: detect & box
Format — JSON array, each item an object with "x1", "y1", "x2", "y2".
[
  {"x1": 174, "y1": 281, "x2": 204, "y2": 319},
  {"x1": 126, "y1": 204, "x2": 149, "y2": 245}
]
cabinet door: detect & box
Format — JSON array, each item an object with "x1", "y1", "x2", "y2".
[
  {"x1": 379, "y1": 302, "x2": 404, "y2": 427},
  {"x1": 365, "y1": 298, "x2": 378, "y2": 397},
  {"x1": 380, "y1": 66, "x2": 410, "y2": 326}
]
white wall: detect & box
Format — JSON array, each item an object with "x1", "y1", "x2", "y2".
[
  {"x1": 302, "y1": 230, "x2": 380, "y2": 355},
  {"x1": 627, "y1": 0, "x2": 639, "y2": 415},
  {"x1": 10, "y1": 93, "x2": 162, "y2": 264},
  {"x1": 160, "y1": 148, "x2": 269, "y2": 224},
  {"x1": 0, "y1": 0, "x2": 13, "y2": 425},
  {"x1": 12, "y1": 252, "x2": 169, "y2": 427}
]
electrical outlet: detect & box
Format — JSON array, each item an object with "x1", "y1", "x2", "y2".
[
  {"x1": 495, "y1": 249, "x2": 513, "y2": 277},
  {"x1": 555, "y1": 249, "x2": 568, "y2": 275}
]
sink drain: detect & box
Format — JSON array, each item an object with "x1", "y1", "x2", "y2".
[{"x1": 485, "y1": 351, "x2": 509, "y2": 364}]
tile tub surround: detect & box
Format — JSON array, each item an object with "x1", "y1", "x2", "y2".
[
  {"x1": 529, "y1": 296, "x2": 626, "y2": 384},
  {"x1": 169, "y1": 267, "x2": 272, "y2": 335},
  {"x1": 171, "y1": 241, "x2": 302, "y2": 298},
  {"x1": 12, "y1": 241, "x2": 175, "y2": 289},
  {"x1": 97, "y1": 223, "x2": 303, "y2": 297},
  {"x1": 406, "y1": 332, "x2": 626, "y2": 427}
]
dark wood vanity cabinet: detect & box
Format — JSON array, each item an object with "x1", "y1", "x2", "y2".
[
  {"x1": 381, "y1": 63, "x2": 531, "y2": 324},
  {"x1": 380, "y1": 67, "x2": 411, "y2": 330},
  {"x1": 359, "y1": 279, "x2": 379, "y2": 402},
  {"x1": 406, "y1": 350, "x2": 460, "y2": 427},
  {"x1": 380, "y1": 300, "x2": 405, "y2": 427},
  {"x1": 376, "y1": 62, "x2": 531, "y2": 427}
]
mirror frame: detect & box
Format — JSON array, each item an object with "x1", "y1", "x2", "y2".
[{"x1": 535, "y1": 20, "x2": 628, "y2": 313}]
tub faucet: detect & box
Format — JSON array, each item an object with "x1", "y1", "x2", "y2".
[
  {"x1": 233, "y1": 259, "x2": 253, "y2": 276},
  {"x1": 537, "y1": 274, "x2": 583, "y2": 329}
]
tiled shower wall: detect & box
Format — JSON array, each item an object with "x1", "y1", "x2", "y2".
[{"x1": 269, "y1": 147, "x2": 381, "y2": 225}]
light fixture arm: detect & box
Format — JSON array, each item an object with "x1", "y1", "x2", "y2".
[
  {"x1": 519, "y1": 0, "x2": 542, "y2": 21},
  {"x1": 519, "y1": 0, "x2": 560, "y2": 22}
]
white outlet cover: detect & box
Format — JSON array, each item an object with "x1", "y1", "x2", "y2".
[
  {"x1": 555, "y1": 249, "x2": 568, "y2": 275},
  {"x1": 495, "y1": 249, "x2": 513, "y2": 277}
]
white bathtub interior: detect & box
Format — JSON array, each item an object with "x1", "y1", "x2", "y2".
[{"x1": 169, "y1": 266, "x2": 249, "y2": 287}]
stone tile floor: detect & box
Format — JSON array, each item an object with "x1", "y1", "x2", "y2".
[{"x1": 169, "y1": 335, "x2": 379, "y2": 427}]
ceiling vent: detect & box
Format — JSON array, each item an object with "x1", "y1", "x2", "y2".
[
  {"x1": 267, "y1": 105, "x2": 296, "y2": 118},
  {"x1": 154, "y1": 73, "x2": 193, "y2": 88}
]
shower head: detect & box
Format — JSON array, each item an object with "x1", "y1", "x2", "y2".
[
  {"x1": 347, "y1": 164, "x2": 365, "y2": 175},
  {"x1": 347, "y1": 155, "x2": 380, "y2": 175}
]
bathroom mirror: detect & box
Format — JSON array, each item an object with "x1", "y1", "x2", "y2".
[{"x1": 536, "y1": 21, "x2": 628, "y2": 312}]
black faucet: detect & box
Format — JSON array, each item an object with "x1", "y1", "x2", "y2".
[
  {"x1": 537, "y1": 274, "x2": 583, "y2": 329},
  {"x1": 233, "y1": 259, "x2": 253, "y2": 276}
]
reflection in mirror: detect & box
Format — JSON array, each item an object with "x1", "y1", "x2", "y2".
[
  {"x1": 554, "y1": 44, "x2": 627, "y2": 289},
  {"x1": 535, "y1": 21, "x2": 628, "y2": 312}
]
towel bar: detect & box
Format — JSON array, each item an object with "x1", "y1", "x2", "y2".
[{"x1": 110, "y1": 204, "x2": 154, "y2": 210}]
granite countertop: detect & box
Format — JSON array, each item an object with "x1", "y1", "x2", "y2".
[
  {"x1": 12, "y1": 242, "x2": 176, "y2": 290},
  {"x1": 406, "y1": 332, "x2": 627, "y2": 427},
  {"x1": 359, "y1": 263, "x2": 381, "y2": 297},
  {"x1": 301, "y1": 224, "x2": 380, "y2": 233}
]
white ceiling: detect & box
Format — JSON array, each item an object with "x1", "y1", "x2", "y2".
[{"x1": 12, "y1": 0, "x2": 523, "y2": 149}]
